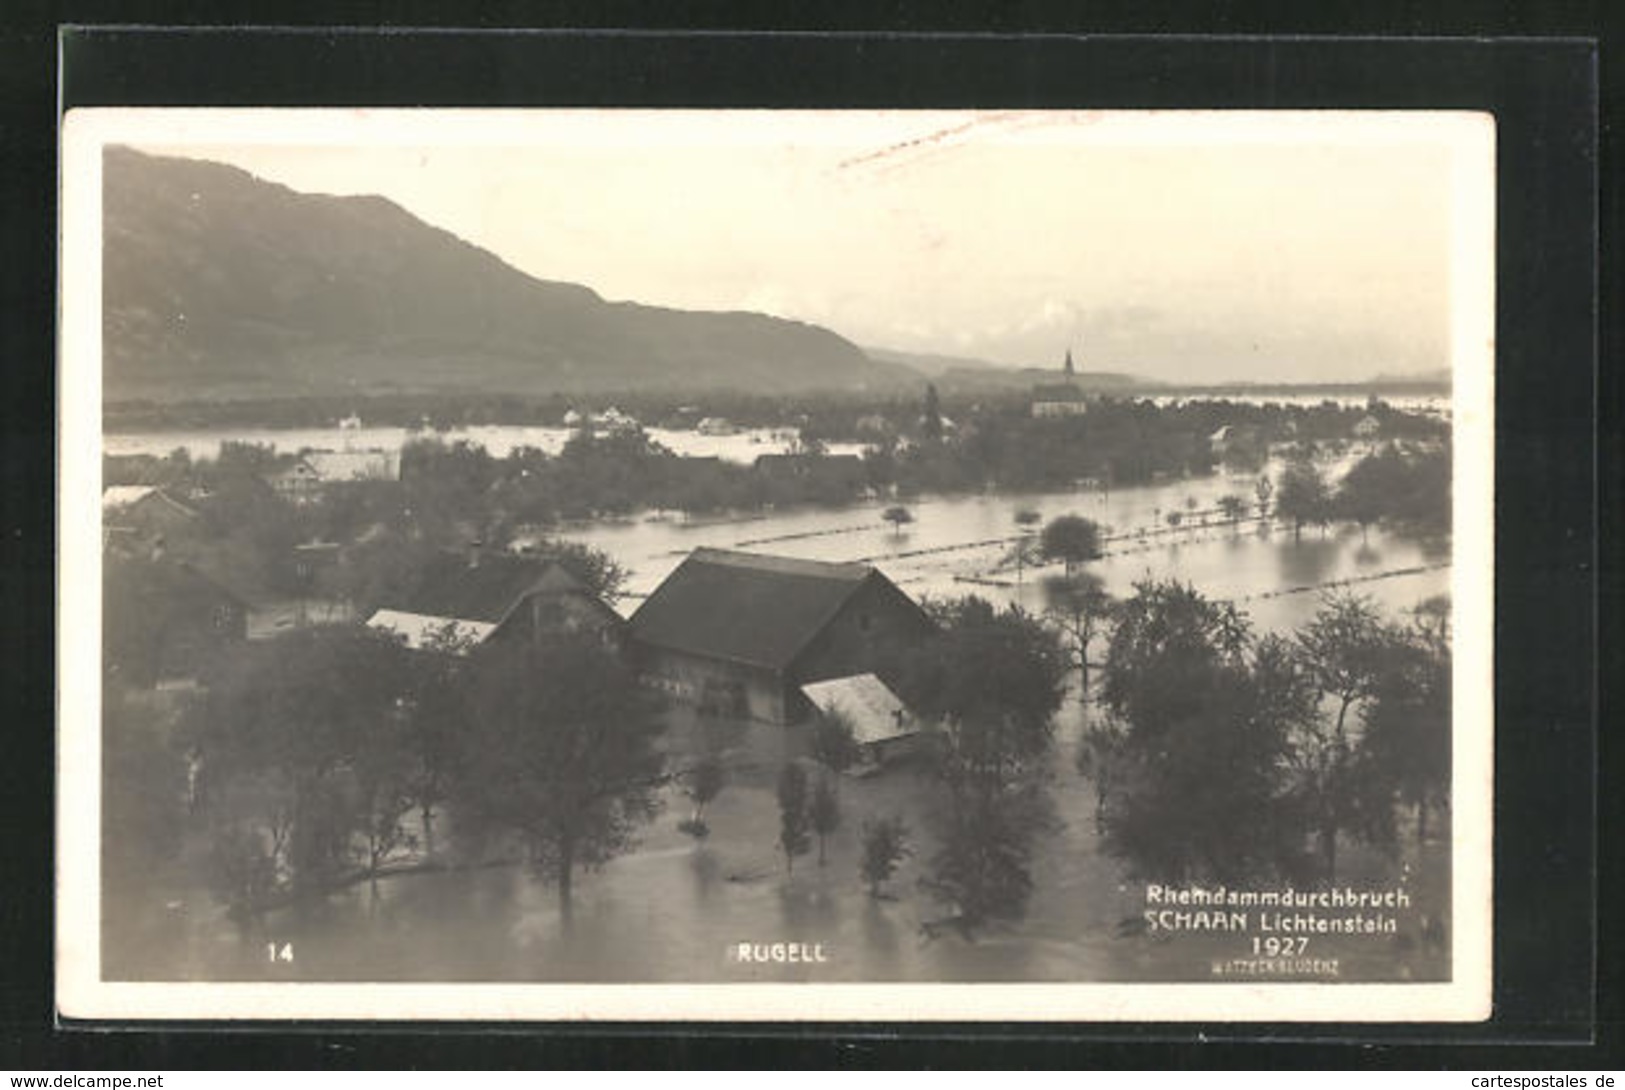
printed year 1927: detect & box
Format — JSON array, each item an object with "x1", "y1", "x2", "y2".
[{"x1": 1251, "y1": 936, "x2": 1309, "y2": 957}]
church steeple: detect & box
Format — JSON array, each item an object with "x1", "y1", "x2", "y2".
[{"x1": 1064, "y1": 347, "x2": 1076, "y2": 380}]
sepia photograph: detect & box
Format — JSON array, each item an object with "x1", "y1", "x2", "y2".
[{"x1": 57, "y1": 107, "x2": 1494, "y2": 1022}]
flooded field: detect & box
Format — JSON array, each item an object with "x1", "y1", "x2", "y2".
[{"x1": 557, "y1": 463, "x2": 1450, "y2": 636}]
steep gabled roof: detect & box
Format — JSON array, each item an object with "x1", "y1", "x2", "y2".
[
  {"x1": 628, "y1": 548, "x2": 884, "y2": 673},
  {"x1": 395, "y1": 552, "x2": 591, "y2": 626}
]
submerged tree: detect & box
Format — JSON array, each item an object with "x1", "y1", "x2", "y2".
[
  {"x1": 457, "y1": 633, "x2": 665, "y2": 914},
  {"x1": 809, "y1": 776, "x2": 842, "y2": 866},
  {"x1": 1042, "y1": 572, "x2": 1114, "y2": 702},
  {"x1": 811, "y1": 709, "x2": 862, "y2": 774},
  {"x1": 859, "y1": 815, "x2": 912, "y2": 898},
  {"x1": 1074, "y1": 719, "x2": 1130, "y2": 832},
  {"x1": 1039, "y1": 515, "x2": 1103, "y2": 577},
  {"x1": 399, "y1": 622, "x2": 478, "y2": 861},
  {"x1": 882, "y1": 505, "x2": 915, "y2": 539},
  {"x1": 1276, "y1": 458, "x2": 1331, "y2": 541},
  {"x1": 777, "y1": 763, "x2": 812, "y2": 875},
  {"x1": 680, "y1": 756, "x2": 726, "y2": 839},
  {"x1": 899, "y1": 599, "x2": 1067, "y2": 928},
  {"x1": 1362, "y1": 598, "x2": 1452, "y2": 843},
  {"x1": 1289, "y1": 593, "x2": 1397, "y2": 882},
  {"x1": 1217, "y1": 493, "x2": 1249, "y2": 532},
  {"x1": 1097, "y1": 580, "x2": 1299, "y2": 883},
  {"x1": 1011, "y1": 507, "x2": 1044, "y2": 584},
  {"x1": 197, "y1": 625, "x2": 416, "y2": 915}
]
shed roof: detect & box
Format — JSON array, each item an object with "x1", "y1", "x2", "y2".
[
  {"x1": 628, "y1": 548, "x2": 882, "y2": 672},
  {"x1": 801, "y1": 673, "x2": 916, "y2": 746}
]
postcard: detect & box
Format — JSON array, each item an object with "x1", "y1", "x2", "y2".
[{"x1": 58, "y1": 107, "x2": 1494, "y2": 1021}]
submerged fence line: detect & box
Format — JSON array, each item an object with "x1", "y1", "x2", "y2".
[{"x1": 1221, "y1": 561, "x2": 1452, "y2": 605}]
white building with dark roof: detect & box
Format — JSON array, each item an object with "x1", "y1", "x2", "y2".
[{"x1": 269, "y1": 449, "x2": 400, "y2": 502}]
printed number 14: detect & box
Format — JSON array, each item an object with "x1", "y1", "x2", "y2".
[{"x1": 267, "y1": 942, "x2": 294, "y2": 962}]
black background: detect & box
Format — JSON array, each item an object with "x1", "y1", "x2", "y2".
[{"x1": 3, "y1": 3, "x2": 1615, "y2": 1070}]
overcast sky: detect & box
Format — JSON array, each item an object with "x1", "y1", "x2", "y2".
[{"x1": 139, "y1": 109, "x2": 1488, "y2": 384}]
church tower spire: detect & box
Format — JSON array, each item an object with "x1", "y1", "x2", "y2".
[{"x1": 1064, "y1": 347, "x2": 1076, "y2": 380}]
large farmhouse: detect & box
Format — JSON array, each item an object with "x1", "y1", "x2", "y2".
[
  {"x1": 367, "y1": 547, "x2": 623, "y2": 652},
  {"x1": 628, "y1": 548, "x2": 934, "y2": 724}
]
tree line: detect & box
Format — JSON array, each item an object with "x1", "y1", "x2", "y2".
[{"x1": 120, "y1": 625, "x2": 666, "y2": 931}]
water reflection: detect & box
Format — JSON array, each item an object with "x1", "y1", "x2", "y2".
[{"x1": 1276, "y1": 536, "x2": 1342, "y2": 589}]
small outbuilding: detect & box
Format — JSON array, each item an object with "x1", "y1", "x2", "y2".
[{"x1": 801, "y1": 673, "x2": 922, "y2": 768}]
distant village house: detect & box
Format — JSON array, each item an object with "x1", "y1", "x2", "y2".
[
  {"x1": 268, "y1": 449, "x2": 401, "y2": 503},
  {"x1": 102, "y1": 485, "x2": 202, "y2": 553}
]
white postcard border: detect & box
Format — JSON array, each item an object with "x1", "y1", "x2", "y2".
[{"x1": 57, "y1": 107, "x2": 1496, "y2": 1023}]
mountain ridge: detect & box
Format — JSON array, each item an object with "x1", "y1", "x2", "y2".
[{"x1": 101, "y1": 148, "x2": 919, "y2": 401}]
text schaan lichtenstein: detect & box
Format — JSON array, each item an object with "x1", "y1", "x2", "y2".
[{"x1": 1144, "y1": 883, "x2": 1411, "y2": 934}]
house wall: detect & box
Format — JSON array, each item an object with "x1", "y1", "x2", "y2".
[
  {"x1": 1032, "y1": 401, "x2": 1090, "y2": 418},
  {"x1": 492, "y1": 590, "x2": 625, "y2": 649},
  {"x1": 865, "y1": 732, "x2": 924, "y2": 765},
  {"x1": 791, "y1": 578, "x2": 933, "y2": 688},
  {"x1": 639, "y1": 647, "x2": 788, "y2": 724}
]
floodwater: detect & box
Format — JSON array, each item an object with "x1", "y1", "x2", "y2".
[
  {"x1": 559, "y1": 461, "x2": 1450, "y2": 636},
  {"x1": 104, "y1": 423, "x2": 863, "y2": 465},
  {"x1": 110, "y1": 695, "x2": 1452, "y2": 985},
  {"x1": 102, "y1": 434, "x2": 1455, "y2": 985}
]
